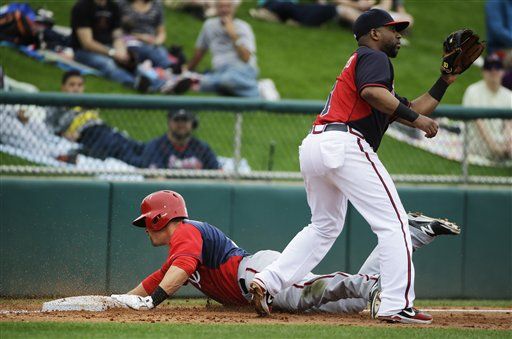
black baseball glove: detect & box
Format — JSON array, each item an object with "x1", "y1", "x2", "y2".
[{"x1": 441, "y1": 29, "x2": 485, "y2": 75}]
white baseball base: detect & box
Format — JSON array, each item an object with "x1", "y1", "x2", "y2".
[{"x1": 42, "y1": 295, "x2": 128, "y2": 312}]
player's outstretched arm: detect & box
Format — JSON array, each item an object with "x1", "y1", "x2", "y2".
[
  {"x1": 409, "y1": 74, "x2": 457, "y2": 116},
  {"x1": 127, "y1": 283, "x2": 148, "y2": 297},
  {"x1": 111, "y1": 266, "x2": 190, "y2": 310}
]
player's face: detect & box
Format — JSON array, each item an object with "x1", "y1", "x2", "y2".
[
  {"x1": 61, "y1": 76, "x2": 85, "y2": 94},
  {"x1": 169, "y1": 118, "x2": 193, "y2": 141},
  {"x1": 379, "y1": 26, "x2": 402, "y2": 58},
  {"x1": 146, "y1": 228, "x2": 168, "y2": 246}
]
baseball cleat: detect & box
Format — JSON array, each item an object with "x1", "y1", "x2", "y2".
[
  {"x1": 407, "y1": 212, "x2": 461, "y2": 237},
  {"x1": 369, "y1": 277, "x2": 381, "y2": 319},
  {"x1": 249, "y1": 279, "x2": 273, "y2": 316},
  {"x1": 378, "y1": 307, "x2": 433, "y2": 324}
]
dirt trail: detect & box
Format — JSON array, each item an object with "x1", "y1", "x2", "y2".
[{"x1": 1, "y1": 300, "x2": 510, "y2": 330}]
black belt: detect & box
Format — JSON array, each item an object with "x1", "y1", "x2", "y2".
[{"x1": 310, "y1": 123, "x2": 348, "y2": 134}]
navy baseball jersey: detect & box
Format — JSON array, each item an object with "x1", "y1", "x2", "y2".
[
  {"x1": 138, "y1": 135, "x2": 220, "y2": 170},
  {"x1": 314, "y1": 46, "x2": 410, "y2": 151},
  {"x1": 142, "y1": 220, "x2": 250, "y2": 305}
]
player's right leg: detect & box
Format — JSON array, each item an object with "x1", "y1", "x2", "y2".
[{"x1": 250, "y1": 132, "x2": 349, "y2": 316}]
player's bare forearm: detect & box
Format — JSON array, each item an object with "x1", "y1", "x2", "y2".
[
  {"x1": 159, "y1": 266, "x2": 190, "y2": 297},
  {"x1": 127, "y1": 283, "x2": 148, "y2": 297},
  {"x1": 410, "y1": 93, "x2": 440, "y2": 116},
  {"x1": 360, "y1": 86, "x2": 400, "y2": 115},
  {"x1": 411, "y1": 75, "x2": 456, "y2": 115}
]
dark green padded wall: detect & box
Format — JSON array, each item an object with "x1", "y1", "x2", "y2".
[
  {"x1": 0, "y1": 178, "x2": 510, "y2": 299},
  {"x1": 0, "y1": 179, "x2": 110, "y2": 296},
  {"x1": 464, "y1": 190, "x2": 512, "y2": 299}
]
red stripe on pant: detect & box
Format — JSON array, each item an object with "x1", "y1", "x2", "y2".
[{"x1": 356, "y1": 138, "x2": 411, "y2": 309}]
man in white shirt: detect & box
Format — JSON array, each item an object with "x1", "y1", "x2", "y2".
[
  {"x1": 187, "y1": 0, "x2": 259, "y2": 97},
  {"x1": 462, "y1": 54, "x2": 512, "y2": 162}
]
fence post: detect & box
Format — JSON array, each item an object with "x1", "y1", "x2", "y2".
[
  {"x1": 233, "y1": 112, "x2": 243, "y2": 179},
  {"x1": 462, "y1": 120, "x2": 469, "y2": 184}
]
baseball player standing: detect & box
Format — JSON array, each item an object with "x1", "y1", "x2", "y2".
[{"x1": 250, "y1": 8, "x2": 474, "y2": 324}]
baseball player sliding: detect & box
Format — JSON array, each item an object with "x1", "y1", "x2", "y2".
[
  {"x1": 249, "y1": 9, "x2": 484, "y2": 324},
  {"x1": 111, "y1": 190, "x2": 460, "y2": 316}
]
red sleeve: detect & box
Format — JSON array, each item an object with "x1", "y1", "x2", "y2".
[
  {"x1": 141, "y1": 269, "x2": 165, "y2": 295},
  {"x1": 172, "y1": 256, "x2": 199, "y2": 276},
  {"x1": 141, "y1": 223, "x2": 202, "y2": 294}
]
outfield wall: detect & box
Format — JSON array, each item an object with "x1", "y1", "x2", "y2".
[{"x1": 1, "y1": 178, "x2": 510, "y2": 299}]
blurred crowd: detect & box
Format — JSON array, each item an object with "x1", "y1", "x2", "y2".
[{"x1": 0, "y1": 0, "x2": 511, "y2": 170}]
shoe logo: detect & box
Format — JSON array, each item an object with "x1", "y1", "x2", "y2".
[
  {"x1": 266, "y1": 293, "x2": 274, "y2": 305},
  {"x1": 402, "y1": 308, "x2": 416, "y2": 317},
  {"x1": 420, "y1": 225, "x2": 436, "y2": 237}
]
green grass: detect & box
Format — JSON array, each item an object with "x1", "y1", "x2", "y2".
[
  {"x1": 2, "y1": 0, "x2": 509, "y2": 177},
  {"x1": 1, "y1": 322, "x2": 509, "y2": 339}
]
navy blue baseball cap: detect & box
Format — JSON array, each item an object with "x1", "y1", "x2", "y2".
[{"x1": 353, "y1": 9, "x2": 409, "y2": 40}]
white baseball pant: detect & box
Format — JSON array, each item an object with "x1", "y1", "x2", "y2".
[{"x1": 253, "y1": 130, "x2": 415, "y2": 316}]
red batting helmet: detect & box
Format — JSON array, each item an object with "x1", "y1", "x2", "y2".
[{"x1": 132, "y1": 190, "x2": 188, "y2": 231}]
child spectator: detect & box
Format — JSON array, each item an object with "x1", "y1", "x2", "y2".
[
  {"x1": 45, "y1": 71, "x2": 145, "y2": 163},
  {"x1": 119, "y1": 0, "x2": 182, "y2": 73}
]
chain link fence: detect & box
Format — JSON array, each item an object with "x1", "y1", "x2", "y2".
[{"x1": 0, "y1": 92, "x2": 511, "y2": 184}]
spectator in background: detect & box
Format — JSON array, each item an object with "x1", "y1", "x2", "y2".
[
  {"x1": 250, "y1": 1, "x2": 413, "y2": 31},
  {"x1": 45, "y1": 71, "x2": 145, "y2": 163},
  {"x1": 250, "y1": 0, "x2": 369, "y2": 27},
  {"x1": 485, "y1": 0, "x2": 512, "y2": 55},
  {"x1": 137, "y1": 109, "x2": 221, "y2": 169},
  {"x1": 70, "y1": 0, "x2": 187, "y2": 94},
  {"x1": 462, "y1": 55, "x2": 512, "y2": 162},
  {"x1": 119, "y1": 0, "x2": 183, "y2": 73},
  {"x1": 187, "y1": 0, "x2": 259, "y2": 97}
]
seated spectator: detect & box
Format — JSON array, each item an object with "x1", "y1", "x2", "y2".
[
  {"x1": 187, "y1": 0, "x2": 260, "y2": 97},
  {"x1": 136, "y1": 109, "x2": 221, "y2": 169},
  {"x1": 45, "y1": 71, "x2": 145, "y2": 163},
  {"x1": 163, "y1": 0, "x2": 218, "y2": 20},
  {"x1": 250, "y1": 0, "x2": 363, "y2": 27},
  {"x1": 485, "y1": 0, "x2": 512, "y2": 55},
  {"x1": 119, "y1": 0, "x2": 183, "y2": 74},
  {"x1": 250, "y1": 1, "x2": 413, "y2": 33},
  {"x1": 462, "y1": 55, "x2": 512, "y2": 162},
  {"x1": 70, "y1": 0, "x2": 188, "y2": 94},
  {"x1": 0, "y1": 71, "x2": 79, "y2": 163}
]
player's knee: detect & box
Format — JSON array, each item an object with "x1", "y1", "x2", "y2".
[{"x1": 308, "y1": 221, "x2": 342, "y2": 239}]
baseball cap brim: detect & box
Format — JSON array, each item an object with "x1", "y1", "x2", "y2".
[{"x1": 384, "y1": 21, "x2": 410, "y2": 32}]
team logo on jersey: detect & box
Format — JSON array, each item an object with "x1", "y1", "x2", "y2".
[
  {"x1": 189, "y1": 271, "x2": 201, "y2": 288},
  {"x1": 344, "y1": 55, "x2": 356, "y2": 70}
]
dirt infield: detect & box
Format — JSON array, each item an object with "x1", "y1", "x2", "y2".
[{"x1": 1, "y1": 299, "x2": 510, "y2": 331}]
